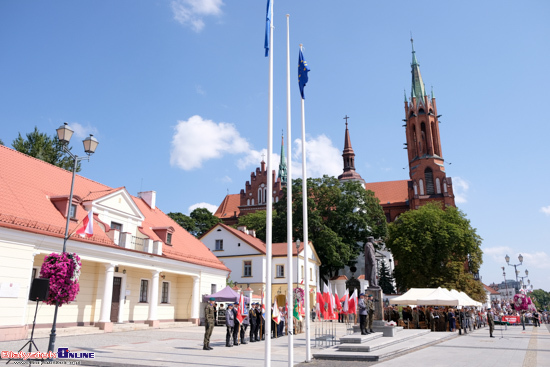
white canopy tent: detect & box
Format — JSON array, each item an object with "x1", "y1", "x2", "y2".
[
  {"x1": 391, "y1": 288, "x2": 437, "y2": 305},
  {"x1": 416, "y1": 287, "x2": 459, "y2": 306},
  {"x1": 449, "y1": 289, "x2": 482, "y2": 307},
  {"x1": 390, "y1": 287, "x2": 481, "y2": 307}
]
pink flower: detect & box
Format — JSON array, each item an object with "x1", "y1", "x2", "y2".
[{"x1": 40, "y1": 252, "x2": 82, "y2": 306}]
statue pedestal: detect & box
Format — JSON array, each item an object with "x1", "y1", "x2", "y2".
[{"x1": 366, "y1": 287, "x2": 383, "y2": 322}]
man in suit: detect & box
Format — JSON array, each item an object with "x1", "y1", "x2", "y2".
[
  {"x1": 203, "y1": 298, "x2": 215, "y2": 350},
  {"x1": 249, "y1": 303, "x2": 257, "y2": 342},
  {"x1": 232, "y1": 302, "x2": 240, "y2": 346},
  {"x1": 225, "y1": 303, "x2": 235, "y2": 347},
  {"x1": 487, "y1": 308, "x2": 495, "y2": 338},
  {"x1": 358, "y1": 293, "x2": 368, "y2": 335}
]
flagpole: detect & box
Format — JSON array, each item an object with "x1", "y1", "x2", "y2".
[
  {"x1": 265, "y1": 1, "x2": 274, "y2": 366},
  {"x1": 299, "y1": 43, "x2": 311, "y2": 362},
  {"x1": 285, "y1": 13, "x2": 294, "y2": 367}
]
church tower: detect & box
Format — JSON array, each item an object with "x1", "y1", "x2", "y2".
[
  {"x1": 404, "y1": 39, "x2": 455, "y2": 208},
  {"x1": 338, "y1": 116, "x2": 365, "y2": 184},
  {"x1": 278, "y1": 135, "x2": 287, "y2": 186}
]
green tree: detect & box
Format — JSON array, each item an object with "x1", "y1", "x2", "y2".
[
  {"x1": 386, "y1": 202, "x2": 485, "y2": 302},
  {"x1": 237, "y1": 210, "x2": 269, "y2": 242},
  {"x1": 530, "y1": 289, "x2": 550, "y2": 310},
  {"x1": 168, "y1": 208, "x2": 220, "y2": 237},
  {"x1": 12, "y1": 127, "x2": 80, "y2": 171},
  {"x1": 273, "y1": 176, "x2": 387, "y2": 283},
  {"x1": 0, "y1": 138, "x2": 4, "y2": 145},
  {"x1": 378, "y1": 260, "x2": 396, "y2": 295}
]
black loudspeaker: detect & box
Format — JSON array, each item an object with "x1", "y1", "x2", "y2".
[{"x1": 29, "y1": 278, "x2": 50, "y2": 302}]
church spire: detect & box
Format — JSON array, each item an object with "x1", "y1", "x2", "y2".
[
  {"x1": 337, "y1": 116, "x2": 365, "y2": 184},
  {"x1": 278, "y1": 134, "x2": 287, "y2": 185},
  {"x1": 410, "y1": 37, "x2": 426, "y2": 104}
]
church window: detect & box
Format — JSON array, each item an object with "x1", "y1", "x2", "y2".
[
  {"x1": 264, "y1": 189, "x2": 267, "y2": 203},
  {"x1": 412, "y1": 126, "x2": 418, "y2": 157},
  {"x1": 432, "y1": 121, "x2": 440, "y2": 156},
  {"x1": 436, "y1": 178, "x2": 441, "y2": 194},
  {"x1": 418, "y1": 108, "x2": 425, "y2": 115},
  {"x1": 247, "y1": 199, "x2": 250, "y2": 206},
  {"x1": 443, "y1": 180, "x2": 448, "y2": 194},
  {"x1": 414, "y1": 182, "x2": 418, "y2": 196},
  {"x1": 425, "y1": 168, "x2": 435, "y2": 195},
  {"x1": 258, "y1": 188, "x2": 262, "y2": 203},
  {"x1": 251, "y1": 198, "x2": 255, "y2": 205},
  {"x1": 420, "y1": 122, "x2": 427, "y2": 155},
  {"x1": 275, "y1": 196, "x2": 279, "y2": 203},
  {"x1": 419, "y1": 179, "x2": 425, "y2": 195}
]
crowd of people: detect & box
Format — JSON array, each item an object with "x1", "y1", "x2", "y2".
[{"x1": 203, "y1": 298, "x2": 291, "y2": 350}]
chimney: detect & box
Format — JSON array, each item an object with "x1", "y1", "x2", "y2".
[
  {"x1": 237, "y1": 226, "x2": 247, "y2": 234},
  {"x1": 249, "y1": 230, "x2": 256, "y2": 238},
  {"x1": 138, "y1": 191, "x2": 156, "y2": 209}
]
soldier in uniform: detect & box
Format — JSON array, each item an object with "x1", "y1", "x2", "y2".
[
  {"x1": 487, "y1": 308, "x2": 495, "y2": 338},
  {"x1": 358, "y1": 293, "x2": 368, "y2": 335},
  {"x1": 203, "y1": 298, "x2": 215, "y2": 350},
  {"x1": 249, "y1": 303, "x2": 257, "y2": 342},
  {"x1": 232, "y1": 302, "x2": 240, "y2": 346},
  {"x1": 366, "y1": 294, "x2": 375, "y2": 333},
  {"x1": 225, "y1": 303, "x2": 235, "y2": 347}
]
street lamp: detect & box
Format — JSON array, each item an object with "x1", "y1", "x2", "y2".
[
  {"x1": 505, "y1": 254, "x2": 523, "y2": 282},
  {"x1": 501, "y1": 266, "x2": 510, "y2": 302},
  {"x1": 518, "y1": 269, "x2": 529, "y2": 290},
  {"x1": 48, "y1": 123, "x2": 99, "y2": 353}
]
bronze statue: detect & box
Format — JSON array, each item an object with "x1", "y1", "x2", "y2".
[{"x1": 364, "y1": 236, "x2": 378, "y2": 288}]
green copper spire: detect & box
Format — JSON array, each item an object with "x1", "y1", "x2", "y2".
[
  {"x1": 431, "y1": 85, "x2": 435, "y2": 99},
  {"x1": 404, "y1": 89, "x2": 407, "y2": 103},
  {"x1": 278, "y1": 134, "x2": 287, "y2": 185},
  {"x1": 410, "y1": 36, "x2": 426, "y2": 105}
]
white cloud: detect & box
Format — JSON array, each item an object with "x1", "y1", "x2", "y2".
[
  {"x1": 483, "y1": 246, "x2": 514, "y2": 262},
  {"x1": 293, "y1": 135, "x2": 342, "y2": 178},
  {"x1": 220, "y1": 175, "x2": 232, "y2": 183},
  {"x1": 170, "y1": 0, "x2": 223, "y2": 32},
  {"x1": 452, "y1": 176, "x2": 469, "y2": 204},
  {"x1": 170, "y1": 115, "x2": 250, "y2": 170},
  {"x1": 540, "y1": 206, "x2": 550, "y2": 216},
  {"x1": 237, "y1": 148, "x2": 280, "y2": 171},
  {"x1": 518, "y1": 251, "x2": 550, "y2": 270},
  {"x1": 188, "y1": 202, "x2": 218, "y2": 214},
  {"x1": 69, "y1": 122, "x2": 98, "y2": 139}
]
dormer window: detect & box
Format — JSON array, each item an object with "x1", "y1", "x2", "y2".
[
  {"x1": 152, "y1": 226, "x2": 175, "y2": 246},
  {"x1": 166, "y1": 232, "x2": 172, "y2": 245},
  {"x1": 69, "y1": 204, "x2": 77, "y2": 219}
]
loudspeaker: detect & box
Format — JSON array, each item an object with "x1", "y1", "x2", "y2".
[{"x1": 29, "y1": 278, "x2": 50, "y2": 302}]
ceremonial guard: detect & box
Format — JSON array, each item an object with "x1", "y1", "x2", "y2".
[
  {"x1": 487, "y1": 308, "x2": 495, "y2": 338},
  {"x1": 240, "y1": 303, "x2": 249, "y2": 344},
  {"x1": 225, "y1": 303, "x2": 235, "y2": 347},
  {"x1": 249, "y1": 303, "x2": 257, "y2": 342},
  {"x1": 358, "y1": 293, "x2": 368, "y2": 335},
  {"x1": 232, "y1": 302, "x2": 240, "y2": 346},
  {"x1": 203, "y1": 298, "x2": 215, "y2": 350},
  {"x1": 366, "y1": 294, "x2": 375, "y2": 333}
]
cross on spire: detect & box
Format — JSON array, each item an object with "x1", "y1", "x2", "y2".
[
  {"x1": 261, "y1": 153, "x2": 265, "y2": 162},
  {"x1": 343, "y1": 115, "x2": 350, "y2": 127}
]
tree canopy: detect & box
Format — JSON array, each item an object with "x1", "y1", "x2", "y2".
[
  {"x1": 12, "y1": 127, "x2": 80, "y2": 172},
  {"x1": 378, "y1": 260, "x2": 396, "y2": 295},
  {"x1": 272, "y1": 176, "x2": 387, "y2": 283},
  {"x1": 530, "y1": 289, "x2": 550, "y2": 311},
  {"x1": 386, "y1": 202, "x2": 485, "y2": 302},
  {"x1": 168, "y1": 207, "x2": 220, "y2": 237},
  {"x1": 237, "y1": 210, "x2": 270, "y2": 241}
]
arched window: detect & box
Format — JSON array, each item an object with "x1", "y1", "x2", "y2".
[
  {"x1": 258, "y1": 188, "x2": 263, "y2": 203},
  {"x1": 251, "y1": 198, "x2": 255, "y2": 205},
  {"x1": 419, "y1": 179, "x2": 425, "y2": 195},
  {"x1": 436, "y1": 178, "x2": 441, "y2": 194},
  {"x1": 264, "y1": 189, "x2": 267, "y2": 203},
  {"x1": 414, "y1": 182, "x2": 418, "y2": 196},
  {"x1": 420, "y1": 122, "x2": 427, "y2": 155},
  {"x1": 443, "y1": 179, "x2": 448, "y2": 194},
  {"x1": 247, "y1": 199, "x2": 250, "y2": 206},
  {"x1": 275, "y1": 196, "x2": 279, "y2": 203},
  {"x1": 412, "y1": 125, "x2": 418, "y2": 157},
  {"x1": 418, "y1": 108, "x2": 425, "y2": 115},
  {"x1": 425, "y1": 168, "x2": 435, "y2": 195},
  {"x1": 432, "y1": 121, "x2": 439, "y2": 156}
]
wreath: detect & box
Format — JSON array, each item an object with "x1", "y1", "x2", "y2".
[{"x1": 40, "y1": 252, "x2": 82, "y2": 306}]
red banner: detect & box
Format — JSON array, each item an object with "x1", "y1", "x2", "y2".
[{"x1": 502, "y1": 315, "x2": 519, "y2": 324}]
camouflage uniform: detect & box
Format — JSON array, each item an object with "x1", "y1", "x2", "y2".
[{"x1": 203, "y1": 301, "x2": 215, "y2": 350}]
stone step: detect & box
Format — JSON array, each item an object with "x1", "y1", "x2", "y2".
[
  {"x1": 112, "y1": 323, "x2": 150, "y2": 332},
  {"x1": 29, "y1": 326, "x2": 103, "y2": 340},
  {"x1": 338, "y1": 329, "x2": 431, "y2": 352},
  {"x1": 339, "y1": 332, "x2": 383, "y2": 344}
]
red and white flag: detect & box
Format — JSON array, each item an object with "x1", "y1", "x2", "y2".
[
  {"x1": 342, "y1": 289, "x2": 350, "y2": 313},
  {"x1": 272, "y1": 298, "x2": 280, "y2": 324},
  {"x1": 76, "y1": 209, "x2": 94, "y2": 238},
  {"x1": 348, "y1": 289, "x2": 358, "y2": 315}
]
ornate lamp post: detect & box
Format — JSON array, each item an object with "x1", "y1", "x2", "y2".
[
  {"x1": 47, "y1": 123, "x2": 99, "y2": 353},
  {"x1": 501, "y1": 267, "x2": 509, "y2": 302},
  {"x1": 505, "y1": 254, "x2": 523, "y2": 282},
  {"x1": 518, "y1": 269, "x2": 529, "y2": 290}
]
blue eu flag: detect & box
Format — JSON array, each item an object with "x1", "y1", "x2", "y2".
[
  {"x1": 298, "y1": 49, "x2": 310, "y2": 99},
  {"x1": 264, "y1": 0, "x2": 271, "y2": 57}
]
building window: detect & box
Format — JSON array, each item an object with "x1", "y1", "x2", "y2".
[
  {"x1": 244, "y1": 261, "x2": 252, "y2": 277},
  {"x1": 161, "y1": 282, "x2": 170, "y2": 304},
  {"x1": 166, "y1": 233, "x2": 172, "y2": 245},
  {"x1": 419, "y1": 179, "x2": 425, "y2": 195},
  {"x1": 211, "y1": 284, "x2": 217, "y2": 294},
  {"x1": 301, "y1": 265, "x2": 304, "y2": 279},
  {"x1": 215, "y1": 239, "x2": 223, "y2": 251},
  {"x1": 310, "y1": 268, "x2": 313, "y2": 281},
  {"x1": 276, "y1": 265, "x2": 284, "y2": 278},
  {"x1": 425, "y1": 168, "x2": 435, "y2": 195},
  {"x1": 68, "y1": 204, "x2": 77, "y2": 219},
  {"x1": 139, "y1": 280, "x2": 149, "y2": 303}
]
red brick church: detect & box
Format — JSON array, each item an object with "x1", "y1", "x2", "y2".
[{"x1": 215, "y1": 41, "x2": 455, "y2": 225}]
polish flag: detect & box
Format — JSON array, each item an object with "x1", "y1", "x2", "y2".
[
  {"x1": 236, "y1": 293, "x2": 245, "y2": 323},
  {"x1": 272, "y1": 298, "x2": 280, "y2": 324},
  {"x1": 342, "y1": 289, "x2": 349, "y2": 313},
  {"x1": 348, "y1": 289, "x2": 358, "y2": 314},
  {"x1": 76, "y1": 209, "x2": 94, "y2": 238},
  {"x1": 334, "y1": 288, "x2": 342, "y2": 312}
]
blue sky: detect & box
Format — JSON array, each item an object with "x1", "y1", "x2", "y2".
[{"x1": 1, "y1": 1, "x2": 549, "y2": 292}]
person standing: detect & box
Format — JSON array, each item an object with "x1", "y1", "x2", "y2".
[
  {"x1": 240, "y1": 303, "x2": 249, "y2": 344},
  {"x1": 249, "y1": 303, "x2": 257, "y2": 342},
  {"x1": 448, "y1": 308, "x2": 456, "y2": 332},
  {"x1": 232, "y1": 302, "x2": 240, "y2": 346},
  {"x1": 225, "y1": 303, "x2": 235, "y2": 347},
  {"x1": 366, "y1": 294, "x2": 376, "y2": 333},
  {"x1": 358, "y1": 293, "x2": 368, "y2": 335},
  {"x1": 203, "y1": 298, "x2": 215, "y2": 350},
  {"x1": 487, "y1": 308, "x2": 495, "y2": 338}
]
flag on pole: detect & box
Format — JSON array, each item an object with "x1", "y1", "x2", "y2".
[
  {"x1": 298, "y1": 48, "x2": 310, "y2": 99},
  {"x1": 76, "y1": 209, "x2": 94, "y2": 238},
  {"x1": 236, "y1": 293, "x2": 245, "y2": 323},
  {"x1": 264, "y1": 0, "x2": 271, "y2": 57},
  {"x1": 342, "y1": 289, "x2": 349, "y2": 313},
  {"x1": 272, "y1": 298, "x2": 280, "y2": 324},
  {"x1": 261, "y1": 290, "x2": 266, "y2": 319},
  {"x1": 348, "y1": 289, "x2": 358, "y2": 314},
  {"x1": 334, "y1": 288, "x2": 342, "y2": 312}
]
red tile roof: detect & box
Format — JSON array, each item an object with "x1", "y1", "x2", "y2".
[
  {"x1": 0, "y1": 146, "x2": 228, "y2": 271},
  {"x1": 212, "y1": 223, "x2": 267, "y2": 254},
  {"x1": 330, "y1": 275, "x2": 348, "y2": 281},
  {"x1": 483, "y1": 283, "x2": 500, "y2": 295},
  {"x1": 365, "y1": 179, "x2": 409, "y2": 204},
  {"x1": 272, "y1": 241, "x2": 303, "y2": 257},
  {"x1": 214, "y1": 194, "x2": 240, "y2": 219}
]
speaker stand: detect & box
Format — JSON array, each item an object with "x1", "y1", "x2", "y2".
[{"x1": 7, "y1": 299, "x2": 41, "y2": 364}]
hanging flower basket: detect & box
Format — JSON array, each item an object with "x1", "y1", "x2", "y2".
[
  {"x1": 513, "y1": 293, "x2": 535, "y2": 312},
  {"x1": 294, "y1": 287, "x2": 305, "y2": 305},
  {"x1": 40, "y1": 252, "x2": 81, "y2": 306}
]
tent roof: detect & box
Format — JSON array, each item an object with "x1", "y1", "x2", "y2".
[
  {"x1": 202, "y1": 286, "x2": 250, "y2": 303},
  {"x1": 390, "y1": 288, "x2": 438, "y2": 305},
  {"x1": 416, "y1": 287, "x2": 459, "y2": 306}
]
